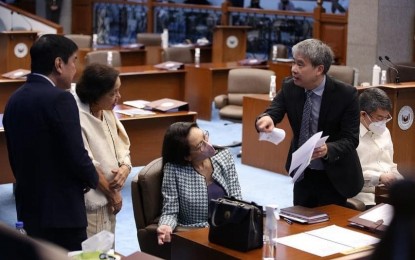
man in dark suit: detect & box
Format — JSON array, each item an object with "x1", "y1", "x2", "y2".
[
  {"x1": 2, "y1": 34, "x2": 98, "y2": 250},
  {"x1": 256, "y1": 38, "x2": 363, "y2": 207}
]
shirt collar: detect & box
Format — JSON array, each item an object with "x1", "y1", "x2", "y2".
[
  {"x1": 360, "y1": 122, "x2": 370, "y2": 137},
  {"x1": 307, "y1": 75, "x2": 326, "y2": 97},
  {"x1": 32, "y1": 73, "x2": 56, "y2": 87}
]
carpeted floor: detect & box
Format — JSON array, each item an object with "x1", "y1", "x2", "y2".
[{"x1": 0, "y1": 107, "x2": 293, "y2": 256}]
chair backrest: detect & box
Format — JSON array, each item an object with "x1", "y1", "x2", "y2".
[
  {"x1": 227, "y1": 68, "x2": 275, "y2": 106},
  {"x1": 269, "y1": 44, "x2": 288, "y2": 60},
  {"x1": 161, "y1": 47, "x2": 193, "y2": 64},
  {"x1": 327, "y1": 64, "x2": 356, "y2": 86},
  {"x1": 136, "y1": 33, "x2": 162, "y2": 46},
  {"x1": 65, "y1": 34, "x2": 92, "y2": 48},
  {"x1": 131, "y1": 157, "x2": 163, "y2": 230},
  {"x1": 85, "y1": 50, "x2": 122, "y2": 67},
  {"x1": 387, "y1": 62, "x2": 415, "y2": 83}
]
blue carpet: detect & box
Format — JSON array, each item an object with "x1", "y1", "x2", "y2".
[{"x1": 0, "y1": 107, "x2": 293, "y2": 256}]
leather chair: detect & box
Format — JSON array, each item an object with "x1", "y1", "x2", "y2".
[
  {"x1": 214, "y1": 68, "x2": 275, "y2": 120},
  {"x1": 85, "y1": 50, "x2": 122, "y2": 67},
  {"x1": 327, "y1": 65, "x2": 358, "y2": 86},
  {"x1": 161, "y1": 47, "x2": 193, "y2": 64},
  {"x1": 137, "y1": 33, "x2": 162, "y2": 65},
  {"x1": 387, "y1": 62, "x2": 415, "y2": 83},
  {"x1": 64, "y1": 34, "x2": 92, "y2": 48},
  {"x1": 269, "y1": 44, "x2": 289, "y2": 60}
]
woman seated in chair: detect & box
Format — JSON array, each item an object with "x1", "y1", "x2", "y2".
[{"x1": 157, "y1": 122, "x2": 242, "y2": 245}]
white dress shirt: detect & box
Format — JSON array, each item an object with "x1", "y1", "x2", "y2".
[{"x1": 354, "y1": 123, "x2": 402, "y2": 205}]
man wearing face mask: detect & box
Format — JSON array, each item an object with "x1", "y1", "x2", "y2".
[
  {"x1": 353, "y1": 88, "x2": 403, "y2": 209},
  {"x1": 156, "y1": 122, "x2": 242, "y2": 245}
]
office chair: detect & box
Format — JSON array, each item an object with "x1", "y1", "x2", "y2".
[
  {"x1": 327, "y1": 64, "x2": 358, "y2": 86},
  {"x1": 269, "y1": 44, "x2": 289, "y2": 60},
  {"x1": 161, "y1": 47, "x2": 193, "y2": 64},
  {"x1": 137, "y1": 33, "x2": 162, "y2": 65},
  {"x1": 84, "y1": 50, "x2": 122, "y2": 67},
  {"x1": 214, "y1": 68, "x2": 275, "y2": 120},
  {"x1": 131, "y1": 157, "x2": 193, "y2": 259},
  {"x1": 64, "y1": 34, "x2": 92, "y2": 48}
]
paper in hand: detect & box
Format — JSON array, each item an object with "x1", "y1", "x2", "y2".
[{"x1": 259, "y1": 128, "x2": 286, "y2": 146}]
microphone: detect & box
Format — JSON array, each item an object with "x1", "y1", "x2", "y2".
[
  {"x1": 384, "y1": 56, "x2": 400, "y2": 83},
  {"x1": 378, "y1": 56, "x2": 399, "y2": 83},
  {"x1": 10, "y1": 10, "x2": 33, "y2": 31}
]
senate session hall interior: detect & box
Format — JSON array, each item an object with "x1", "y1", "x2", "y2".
[{"x1": 0, "y1": 0, "x2": 415, "y2": 259}]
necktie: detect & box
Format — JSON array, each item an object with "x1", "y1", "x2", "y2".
[{"x1": 298, "y1": 90, "x2": 313, "y2": 147}]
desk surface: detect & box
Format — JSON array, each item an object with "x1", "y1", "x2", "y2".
[{"x1": 172, "y1": 204, "x2": 378, "y2": 260}]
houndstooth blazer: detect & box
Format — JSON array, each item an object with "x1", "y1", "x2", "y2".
[{"x1": 159, "y1": 148, "x2": 242, "y2": 230}]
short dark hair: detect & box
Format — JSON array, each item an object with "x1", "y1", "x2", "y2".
[
  {"x1": 76, "y1": 63, "x2": 120, "y2": 104},
  {"x1": 359, "y1": 87, "x2": 392, "y2": 114},
  {"x1": 30, "y1": 34, "x2": 78, "y2": 75},
  {"x1": 162, "y1": 122, "x2": 199, "y2": 166}
]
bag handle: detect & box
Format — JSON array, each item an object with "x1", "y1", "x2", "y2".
[{"x1": 210, "y1": 198, "x2": 244, "y2": 227}]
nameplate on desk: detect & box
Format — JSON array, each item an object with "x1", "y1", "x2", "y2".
[
  {"x1": 2, "y1": 69, "x2": 30, "y2": 79},
  {"x1": 145, "y1": 98, "x2": 188, "y2": 112},
  {"x1": 154, "y1": 61, "x2": 184, "y2": 70}
]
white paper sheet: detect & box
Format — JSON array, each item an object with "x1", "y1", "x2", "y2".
[
  {"x1": 359, "y1": 203, "x2": 393, "y2": 226},
  {"x1": 289, "y1": 132, "x2": 326, "y2": 182},
  {"x1": 123, "y1": 100, "x2": 150, "y2": 109},
  {"x1": 258, "y1": 128, "x2": 286, "y2": 145},
  {"x1": 277, "y1": 225, "x2": 380, "y2": 257},
  {"x1": 115, "y1": 108, "x2": 155, "y2": 116}
]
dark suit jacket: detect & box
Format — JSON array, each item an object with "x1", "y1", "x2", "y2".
[
  {"x1": 3, "y1": 74, "x2": 98, "y2": 231},
  {"x1": 265, "y1": 76, "x2": 363, "y2": 198}
]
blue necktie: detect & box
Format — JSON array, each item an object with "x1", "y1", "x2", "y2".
[{"x1": 298, "y1": 90, "x2": 313, "y2": 147}]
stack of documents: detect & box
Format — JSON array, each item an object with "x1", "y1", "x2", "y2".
[
  {"x1": 348, "y1": 203, "x2": 393, "y2": 232},
  {"x1": 279, "y1": 205, "x2": 329, "y2": 224}
]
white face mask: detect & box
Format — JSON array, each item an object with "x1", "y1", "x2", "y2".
[
  {"x1": 365, "y1": 113, "x2": 390, "y2": 135},
  {"x1": 368, "y1": 120, "x2": 387, "y2": 135}
]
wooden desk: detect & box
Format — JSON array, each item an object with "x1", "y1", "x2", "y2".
[
  {"x1": 185, "y1": 62, "x2": 269, "y2": 121},
  {"x1": 115, "y1": 105, "x2": 197, "y2": 166},
  {"x1": 0, "y1": 78, "x2": 25, "y2": 113},
  {"x1": 241, "y1": 94, "x2": 292, "y2": 174},
  {"x1": 0, "y1": 109, "x2": 196, "y2": 184},
  {"x1": 75, "y1": 47, "x2": 147, "y2": 81},
  {"x1": 0, "y1": 114, "x2": 13, "y2": 184},
  {"x1": 117, "y1": 65, "x2": 186, "y2": 103},
  {"x1": 172, "y1": 205, "x2": 377, "y2": 260}
]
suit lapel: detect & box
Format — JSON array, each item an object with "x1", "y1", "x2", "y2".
[{"x1": 318, "y1": 76, "x2": 334, "y2": 130}]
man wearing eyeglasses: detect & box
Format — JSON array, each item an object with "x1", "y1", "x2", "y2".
[{"x1": 353, "y1": 88, "x2": 403, "y2": 209}]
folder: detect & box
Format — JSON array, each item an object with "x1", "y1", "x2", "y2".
[
  {"x1": 154, "y1": 61, "x2": 184, "y2": 70},
  {"x1": 144, "y1": 98, "x2": 188, "y2": 112},
  {"x1": 279, "y1": 205, "x2": 329, "y2": 224},
  {"x1": 2, "y1": 69, "x2": 30, "y2": 79},
  {"x1": 348, "y1": 203, "x2": 392, "y2": 233}
]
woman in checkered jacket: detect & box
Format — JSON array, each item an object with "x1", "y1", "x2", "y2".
[{"x1": 156, "y1": 122, "x2": 242, "y2": 245}]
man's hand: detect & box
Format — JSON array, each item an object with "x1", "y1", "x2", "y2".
[
  {"x1": 312, "y1": 144, "x2": 328, "y2": 160},
  {"x1": 109, "y1": 190, "x2": 123, "y2": 215},
  {"x1": 157, "y1": 225, "x2": 173, "y2": 245},
  {"x1": 109, "y1": 165, "x2": 130, "y2": 190},
  {"x1": 380, "y1": 172, "x2": 398, "y2": 187},
  {"x1": 256, "y1": 115, "x2": 275, "y2": 133}
]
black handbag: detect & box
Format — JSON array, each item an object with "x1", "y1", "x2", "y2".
[{"x1": 208, "y1": 196, "x2": 263, "y2": 252}]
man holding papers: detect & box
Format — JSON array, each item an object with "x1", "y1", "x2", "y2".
[{"x1": 256, "y1": 39, "x2": 363, "y2": 207}]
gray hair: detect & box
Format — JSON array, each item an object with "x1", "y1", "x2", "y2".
[
  {"x1": 292, "y1": 39, "x2": 334, "y2": 74},
  {"x1": 359, "y1": 87, "x2": 392, "y2": 114}
]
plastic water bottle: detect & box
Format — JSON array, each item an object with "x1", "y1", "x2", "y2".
[
  {"x1": 380, "y1": 70, "x2": 387, "y2": 85},
  {"x1": 16, "y1": 221, "x2": 27, "y2": 235},
  {"x1": 92, "y1": 33, "x2": 98, "y2": 50},
  {"x1": 271, "y1": 45, "x2": 278, "y2": 62},
  {"x1": 195, "y1": 47, "x2": 200, "y2": 67},
  {"x1": 107, "y1": 51, "x2": 113, "y2": 66},
  {"x1": 263, "y1": 205, "x2": 279, "y2": 260},
  {"x1": 269, "y1": 75, "x2": 277, "y2": 100},
  {"x1": 161, "y1": 29, "x2": 169, "y2": 49},
  {"x1": 372, "y1": 64, "x2": 381, "y2": 86}
]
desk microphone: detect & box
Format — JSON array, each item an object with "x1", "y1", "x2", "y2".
[
  {"x1": 11, "y1": 10, "x2": 33, "y2": 31},
  {"x1": 378, "y1": 56, "x2": 399, "y2": 83}
]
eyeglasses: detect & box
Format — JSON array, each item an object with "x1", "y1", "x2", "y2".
[
  {"x1": 367, "y1": 112, "x2": 392, "y2": 123},
  {"x1": 191, "y1": 130, "x2": 209, "y2": 152},
  {"x1": 99, "y1": 253, "x2": 116, "y2": 260}
]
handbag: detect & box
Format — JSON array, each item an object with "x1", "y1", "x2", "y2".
[{"x1": 208, "y1": 196, "x2": 263, "y2": 252}]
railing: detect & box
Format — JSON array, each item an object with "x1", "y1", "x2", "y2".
[{"x1": 89, "y1": 1, "x2": 347, "y2": 62}]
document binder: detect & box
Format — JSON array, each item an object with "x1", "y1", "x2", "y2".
[
  {"x1": 348, "y1": 203, "x2": 392, "y2": 232},
  {"x1": 145, "y1": 98, "x2": 189, "y2": 112},
  {"x1": 279, "y1": 205, "x2": 329, "y2": 224}
]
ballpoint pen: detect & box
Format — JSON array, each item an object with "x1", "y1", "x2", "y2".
[{"x1": 284, "y1": 218, "x2": 293, "y2": 225}]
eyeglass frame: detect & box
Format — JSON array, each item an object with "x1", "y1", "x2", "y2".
[
  {"x1": 366, "y1": 112, "x2": 392, "y2": 123},
  {"x1": 190, "y1": 129, "x2": 209, "y2": 152}
]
